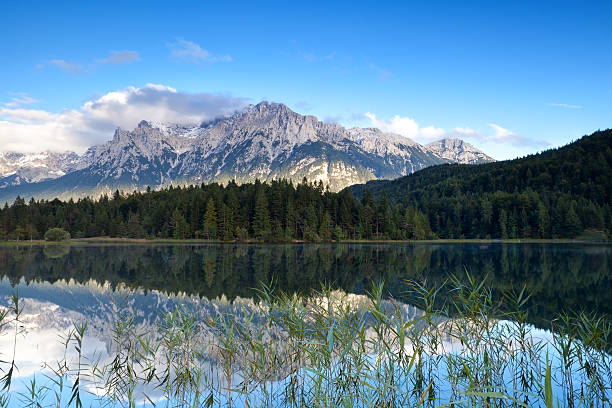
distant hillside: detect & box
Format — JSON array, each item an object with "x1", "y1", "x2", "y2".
[{"x1": 349, "y1": 129, "x2": 612, "y2": 239}]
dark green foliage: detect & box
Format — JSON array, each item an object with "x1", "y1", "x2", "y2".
[
  {"x1": 350, "y1": 129, "x2": 612, "y2": 239},
  {"x1": 202, "y1": 198, "x2": 217, "y2": 239},
  {"x1": 44, "y1": 227, "x2": 71, "y2": 241},
  {"x1": 0, "y1": 179, "x2": 388, "y2": 242},
  {"x1": 1, "y1": 130, "x2": 610, "y2": 241},
  {"x1": 253, "y1": 186, "x2": 271, "y2": 240}
]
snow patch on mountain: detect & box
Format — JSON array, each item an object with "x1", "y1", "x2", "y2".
[
  {"x1": 0, "y1": 103, "x2": 494, "y2": 201},
  {"x1": 425, "y1": 138, "x2": 494, "y2": 164},
  {"x1": 0, "y1": 151, "x2": 82, "y2": 186}
]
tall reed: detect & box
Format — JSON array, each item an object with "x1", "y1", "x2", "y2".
[{"x1": 0, "y1": 276, "x2": 609, "y2": 407}]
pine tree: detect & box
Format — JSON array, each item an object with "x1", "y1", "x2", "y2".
[
  {"x1": 499, "y1": 209, "x2": 508, "y2": 239},
  {"x1": 508, "y1": 210, "x2": 518, "y2": 239},
  {"x1": 519, "y1": 207, "x2": 530, "y2": 237},
  {"x1": 537, "y1": 202, "x2": 550, "y2": 238},
  {"x1": 203, "y1": 198, "x2": 217, "y2": 239},
  {"x1": 481, "y1": 198, "x2": 493, "y2": 235},
  {"x1": 318, "y1": 211, "x2": 333, "y2": 241},
  {"x1": 253, "y1": 189, "x2": 271, "y2": 240},
  {"x1": 285, "y1": 199, "x2": 296, "y2": 239},
  {"x1": 170, "y1": 208, "x2": 188, "y2": 239},
  {"x1": 565, "y1": 203, "x2": 582, "y2": 237},
  {"x1": 127, "y1": 213, "x2": 145, "y2": 238},
  {"x1": 218, "y1": 203, "x2": 234, "y2": 241},
  {"x1": 304, "y1": 203, "x2": 318, "y2": 240}
]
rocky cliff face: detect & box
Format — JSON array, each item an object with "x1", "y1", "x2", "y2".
[
  {"x1": 0, "y1": 102, "x2": 493, "y2": 202},
  {"x1": 0, "y1": 151, "x2": 84, "y2": 188},
  {"x1": 425, "y1": 138, "x2": 493, "y2": 164}
]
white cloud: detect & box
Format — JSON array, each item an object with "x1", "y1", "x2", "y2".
[
  {"x1": 486, "y1": 123, "x2": 549, "y2": 147},
  {"x1": 41, "y1": 51, "x2": 140, "y2": 74},
  {"x1": 145, "y1": 83, "x2": 177, "y2": 93},
  {"x1": 453, "y1": 126, "x2": 478, "y2": 136},
  {"x1": 0, "y1": 107, "x2": 54, "y2": 123},
  {"x1": 364, "y1": 113, "x2": 550, "y2": 151},
  {"x1": 49, "y1": 59, "x2": 82, "y2": 74},
  {"x1": 365, "y1": 112, "x2": 419, "y2": 139},
  {"x1": 488, "y1": 123, "x2": 517, "y2": 142},
  {"x1": 169, "y1": 38, "x2": 231, "y2": 63},
  {"x1": 98, "y1": 50, "x2": 140, "y2": 65},
  {"x1": 420, "y1": 125, "x2": 447, "y2": 140},
  {"x1": 546, "y1": 102, "x2": 582, "y2": 109},
  {"x1": 365, "y1": 112, "x2": 446, "y2": 141},
  {"x1": 0, "y1": 84, "x2": 247, "y2": 153},
  {"x1": 3, "y1": 93, "x2": 39, "y2": 108}
]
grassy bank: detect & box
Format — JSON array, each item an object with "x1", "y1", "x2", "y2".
[{"x1": 0, "y1": 277, "x2": 609, "y2": 407}]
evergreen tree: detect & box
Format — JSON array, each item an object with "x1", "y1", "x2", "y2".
[
  {"x1": 537, "y1": 202, "x2": 550, "y2": 238},
  {"x1": 203, "y1": 198, "x2": 218, "y2": 239},
  {"x1": 565, "y1": 203, "x2": 582, "y2": 237},
  {"x1": 304, "y1": 203, "x2": 319, "y2": 240},
  {"x1": 127, "y1": 213, "x2": 145, "y2": 238},
  {"x1": 170, "y1": 208, "x2": 188, "y2": 239},
  {"x1": 253, "y1": 189, "x2": 271, "y2": 240},
  {"x1": 218, "y1": 203, "x2": 234, "y2": 241},
  {"x1": 318, "y1": 211, "x2": 333, "y2": 241},
  {"x1": 499, "y1": 209, "x2": 508, "y2": 239},
  {"x1": 481, "y1": 198, "x2": 493, "y2": 235}
]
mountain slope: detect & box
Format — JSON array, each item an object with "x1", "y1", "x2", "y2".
[
  {"x1": 0, "y1": 102, "x2": 491, "y2": 202},
  {"x1": 425, "y1": 138, "x2": 494, "y2": 164},
  {"x1": 349, "y1": 129, "x2": 612, "y2": 238},
  {"x1": 0, "y1": 151, "x2": 84, "y2": 188}
]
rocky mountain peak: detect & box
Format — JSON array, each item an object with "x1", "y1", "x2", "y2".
[
  {"x1": 0, "y1": 102, "x2": 494, "y2": 201},
  {"x1": 426, "y1": 138, "x2": 494, "y2": 164},
  {"x1": 0, "y1": 150, "x2": 83, "y2": 187},
  {"x1": 241, "y1": 102, "x2": 303, "y2": 127}
]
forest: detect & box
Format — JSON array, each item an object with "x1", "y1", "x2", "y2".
[
  {"x1": 0, "y1": 129, "x2": 610, "y2": 241},
  {"x1": 351, "y1": 128, "x2": 612, "y2": 239}
]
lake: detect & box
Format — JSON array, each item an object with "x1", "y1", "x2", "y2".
[
  {"x1": 0, "y1": 242, "x2": 610, "y2": 407},
  {"x1": 1, "y1": 242, "x2": 609, "y2": 325}
]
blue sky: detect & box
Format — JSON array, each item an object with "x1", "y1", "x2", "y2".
[{"x1": 1, "y1": 0, "x2": 610, "y2": 159}]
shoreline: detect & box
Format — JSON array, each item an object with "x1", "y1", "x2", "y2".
[{"x1": 0, "y1": 237, "x2": 609, "y2": 246}]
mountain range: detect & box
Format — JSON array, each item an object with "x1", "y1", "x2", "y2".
[
  {"x1": 0, "y1": 151, "x2": 84, "y2": 188},
  {"x1": 0, "y1": 102, "x2": 493, "y2": 202}
]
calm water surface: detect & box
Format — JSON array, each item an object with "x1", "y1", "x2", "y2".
[
  {"x1": 0, "y1": 242, "x2": 610, "y2": 326},
  {"x1": 0, "y1": 242, "x2": 610, "y2": 406}
]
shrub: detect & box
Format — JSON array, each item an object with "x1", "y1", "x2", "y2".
[{"x1": 44, "y1": 228, "x2": 71, "y2": 241}]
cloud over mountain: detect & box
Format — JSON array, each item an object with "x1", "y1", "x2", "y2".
[
  {"x1": 363, "y1": 112, "x2": 550, "y2": 151},
  {"x1": 0, "y1": 84, "x2": 248, "y2": 153}
]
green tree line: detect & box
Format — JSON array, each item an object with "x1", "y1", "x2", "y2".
[
  {"x1": 0, "y1": 178, "x2": 432, "y2": 241},
  {"x1": 351, "y1": 129, "x2": 612, "y2": 239},
  {"x1": 1, "y1": 129, "x2": 610, "y2": 241}
]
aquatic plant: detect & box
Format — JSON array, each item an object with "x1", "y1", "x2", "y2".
[{"x1": 0, "y1": 278, "x2": 609, "y2": 407}]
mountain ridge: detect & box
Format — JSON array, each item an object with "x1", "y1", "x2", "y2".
[
  {"x1": 425, "y1": 138, "x2": 493, "y2": 164},
  {"x1": 0, "y1": 102, "x2": 493, "y2": 202}
]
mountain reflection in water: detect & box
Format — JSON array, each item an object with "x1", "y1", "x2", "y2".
[
  {"x1": 0, "y1": 243, "x2": 609, "y2": 328},
  {"x1": 0, "y1": 242, "x2": 610, "y2": 407}
]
